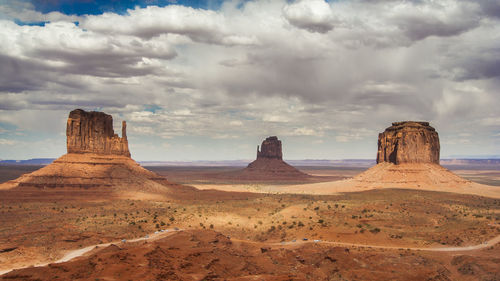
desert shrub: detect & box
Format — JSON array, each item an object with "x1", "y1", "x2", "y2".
[{"x1": 370, "y1": 228, "x2": 381, "y2": 234}]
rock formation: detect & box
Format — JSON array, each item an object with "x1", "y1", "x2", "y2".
[
  {"x1": 257, "y1": 136, "x2": 283, "y2": 160},
  {"x1": 0, "y1": 109, "x2": 194, "y2": 199},
  {"x1": 235, "y1": 136, "x2": 309, "y2": 180},
  {"x1": 376, "y1": 121, "x2": 439, "y2": 165},
  {"x1": 67, "y1": 109, "x2": 130, "y2": 157},
  {"x1": 308, "y1": 121, "x2": 500, "y2": 197}
]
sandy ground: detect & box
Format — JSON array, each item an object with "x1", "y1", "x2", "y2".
[
  {"x1": 193, "y1": 163, "x2": 500, "y2": 199},
  {"x1": 193, "y1": 180, "x2": 500, "y2": 198},
  {"x1": 2, "y1": 229, "x2": 500, "y2": 281},
  {"x1": 3, "y1": 226, "x2": 500, "y2": 276},
  {"x1": 0, "y1": 228, "x2": 184, "y2": 276},
  {"x1": 0, "y1": 163, "x2": 499, "y2": 280}
]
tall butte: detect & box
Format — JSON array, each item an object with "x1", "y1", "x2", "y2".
[
  {"x1": 0, "y1": 109, "x2": 193, "y2": 199},
  {"x1": 309, "y1": 121, "x2": 500, "y2": 198},
  {"x1": 238, "y1": 136, "x2": 309, "y2": 180},
  {"x1": 344, "y1": 121, "x2": 500, "y2": 194},
  {"x1": 376, "y1": 121, "x2": 440, "y2": 165},
  {"x1": 66, "y1": 109, "x2": 130, "y2": 157}
]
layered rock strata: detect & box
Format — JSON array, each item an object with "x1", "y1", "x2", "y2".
[
  {"x1": 0, "y1": 109, "x2": 193, "y2": 198},
  {"x1": 310, "y1": 121, "x2": 500, "y2": 197},
  {"x1": 67, "y1": 109, "x2": 130, "y2": 157},
  {"x1": 377, "y1": 121, "x2": 439, "y2": 165}
]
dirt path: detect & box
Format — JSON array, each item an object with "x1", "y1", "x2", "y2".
[
  {"x1": 0, "y1": 228, "x2": 182, "y2": 276},
  {"x1": 262, "y1": 234, "x2": 500, "y2": 252},
  {"x1": 1, "y1": 230, "x2": 499, "y2": 276}
]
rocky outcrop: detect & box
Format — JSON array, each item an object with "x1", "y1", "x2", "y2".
[
  {"x1": 0, "y1": 109, "x2": 197, "y2": 198},
  {"x1": 377, "y1": 121, "x2": 439, "y2": 165},
  {"x1": 66, "y1": 109, "x2": 130, "y2": 157},
  {"x1": 257, "y1": 136, "x2": 283, "y2": 160},
  {"x1": 317, "y1": 120, "x2": 500, "y2": 197},
  {"x1": 236, "y1": 136, "x2": 309, "y2": 180}
]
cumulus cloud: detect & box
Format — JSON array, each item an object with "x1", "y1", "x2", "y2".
[
  {"x1": 389, "y1": 0, "x2": 481, "y2": 41},
  {"x1": 0, "y1": 0, "x2": 499, "y2": 160},
  {"x1": 0, "y1": 1, "x2": 79, "y2": 23},
  {"x1": 81, "y1": 5, "x2": 259, "y2": 46},
  {"x1": 283, "y1": 0, "x2": 335, "y2": 33},
  {"x1": 0, "y1": 138, "x2": 17, "y2": 145}
]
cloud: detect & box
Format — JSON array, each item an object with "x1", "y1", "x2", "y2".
[
  {"x1": 0, "y1": 1, "x2": 80, "y2": 23},
  {"x1": 477, "y1": 0, "x2": 500, "y2": 19},
  {"x1": 389, "y1": 0, "x2": 481, "y2": 41},
  {"x1": 289, "y1": 127, "x2": 321, "y2": 136},
  {"x1": 0, "y1": 0, "x2": 499, "y2": 160},
  {"x1": 283, "y1": 0, "x2": 335, "y2": 33},
  {"x1": 81, "y1": 5, "x2": 258, "y2": 46},
  {"x1": 0, "y1": 138, "x2": 17, "y2": 145}
]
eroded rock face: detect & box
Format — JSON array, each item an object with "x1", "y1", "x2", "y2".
[
  {"x1": 376, "y1": 121, "x2": 439, "y2": 165},
  {"x1": 257, "y1": 136, "x2": 283, "y2": 160},
  {"x1": 66, "y1": 109, "x2": 130, "y2": 157}
]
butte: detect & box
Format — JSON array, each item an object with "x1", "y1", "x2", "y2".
[
  {"x1": 288, "y1": 122, "x2": 500, "y2": 198},
  {"x1": 0, "y1": 109, "x2": 192, "y2": 200},
  {"x1": 342, "y1": 121, "x2": 500, "y2": 197},
  {"x1": 233, "y1": 136, "x2": 309, "y2": 181}
]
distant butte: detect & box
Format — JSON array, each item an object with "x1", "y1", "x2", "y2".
[
  {"x1": 377, "y1": 121, "x2": 439, "y2": 165},
  {"x1": 239, "y1": 136, "x2": 309, "y2": 180},
  {"x1": 257, "y1": 136, "x2": 283, "y2": 160},
  {"x1": 0, "y1": 109, "x2": 193, "y2": 199}
]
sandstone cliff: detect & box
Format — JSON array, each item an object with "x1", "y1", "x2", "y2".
[
  {"x1": 257, "y1": 136, "x2": 283, "y2": 160},
  {"x1": 376, "y1": 121, "x2": 439, "y2": 165},
  {"x1": 67, "y1": 109, "x2": 130, "y2": 157},
  {"x1": 299, "y1": 121, "x2": 500, "y2": 198},
  {"x1": 0, "y1": 109, "x2": 196, "y2": 199}
]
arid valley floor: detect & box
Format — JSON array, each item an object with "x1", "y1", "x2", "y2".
[{"x1": 1, "y1": 164, "x2": 499, "y2": 281}]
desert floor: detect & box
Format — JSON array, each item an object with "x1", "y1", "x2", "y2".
[{"x1": 0, "y1": 164, "x2": 499, "y2": 280}]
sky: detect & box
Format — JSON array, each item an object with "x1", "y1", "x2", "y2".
[{"x1": 0, "y1": 0, "x2": 499, "y2": 161}]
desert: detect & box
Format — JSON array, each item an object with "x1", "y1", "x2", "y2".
[
  {"x1": 1, "y1": 1, "x2": 500, "y2": 280},
  {"x1": 0, "y1": 110, "x2": 499, "y2": 281}
]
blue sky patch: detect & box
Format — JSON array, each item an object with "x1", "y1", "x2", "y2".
[
  {"x1": 30, "y1": 0, "x2": 228, "y2": 15},
  {"x1": 14, "y1": 19, "x2": 48, "y2": 26}
]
